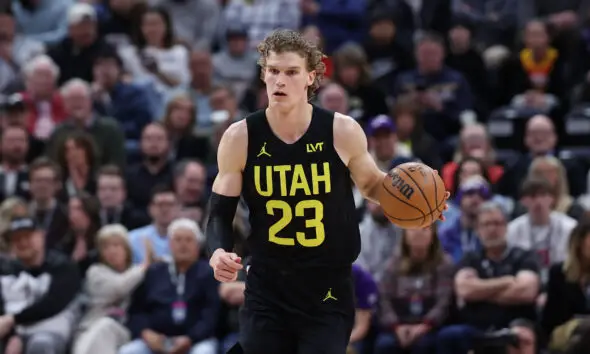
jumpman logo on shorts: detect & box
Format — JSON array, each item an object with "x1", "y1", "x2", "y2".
[
  {"x1": 257, "y1": 142, "x2": 271, "y2": 157},
  {"x1": 323, "y1": 288, "x2": 337, "y2": 302}
]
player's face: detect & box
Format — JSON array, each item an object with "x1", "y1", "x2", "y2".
[{"x1": 264, "y1": 51, "x2": 315, "y2": 108}]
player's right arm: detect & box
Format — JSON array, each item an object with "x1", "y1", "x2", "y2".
[{"x1": 206, "y1": 121, "x2": 247, "y2": 282}]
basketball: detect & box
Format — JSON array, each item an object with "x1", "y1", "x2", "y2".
[{"x1": 378, "y1": 162, "x2": 446, "y2": 229}]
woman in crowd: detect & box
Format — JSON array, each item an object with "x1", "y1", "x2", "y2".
[
  {"x1": 73, "y1": 224, "x2": 153, "y2": 354},
  {"x1": 542, "y1": 221, "x2": 590, "y2": 353},
  {"x1": 119, "y1": 6, "x2": 190, "y2": 103},
  {"x1": 56, "y1": 133, "x2": 98, "y2": 201},
  {"x1": 522, "y1": 155, "x2": 586, "y2": 220},
  {"x1": 162, "y1": 94, "x2": 210, "y2": 162},
  {"x1": 375, "y1": 225, "x2": 454, "y2": 354},
  {"x1": 55, "y1": 192, "x2": 101, "y2": 273}
]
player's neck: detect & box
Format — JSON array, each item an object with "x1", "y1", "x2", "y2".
[{"x1": 266, "y1": 103, "x2": 313, "y2": 142}]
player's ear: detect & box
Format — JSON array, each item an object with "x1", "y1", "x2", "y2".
[{"x1": 307, "y1": 70, "x2": 316, "y2": 86}]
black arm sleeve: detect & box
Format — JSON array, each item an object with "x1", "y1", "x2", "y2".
[
  {"x1": 206, "y1": 192, "x2": 240, "y2": 255},
  {"x1": 14, "y1": 261, "x2": 81, "y2": 325}
]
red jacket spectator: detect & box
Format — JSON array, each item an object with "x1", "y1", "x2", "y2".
[{"x1": 21, "y1": 91, "x2": 68, "y2": 140}]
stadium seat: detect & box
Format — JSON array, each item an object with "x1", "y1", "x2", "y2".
[
  {"x1": 487, "y1": 107, "x2": 537, "y2": 152},
  {"x1": 564, "y1": 106, "x2": 590, "y2": 147}
]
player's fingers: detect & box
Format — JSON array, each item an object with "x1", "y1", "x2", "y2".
[
  {"x1": 221, "y1": 256, "x2": 244, "y2": 270},
  {"x1": 444, "y1": 191, "x2": 450, "y2": 199},
  {"x1": 215, "y1": 269, "x2": 237, "y2": 281}
]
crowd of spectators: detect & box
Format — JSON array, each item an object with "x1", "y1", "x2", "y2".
[{"x1": 3, "y1": 0, "x2": 590, "y2": 354}]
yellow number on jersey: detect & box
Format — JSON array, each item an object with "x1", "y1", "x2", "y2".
[{"x1": 266, "y1": 199, "x2": 325, "y2": 247}]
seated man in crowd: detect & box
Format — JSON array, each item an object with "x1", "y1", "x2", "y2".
[
  {"x1": 437, "y1": 201, "x2": 539, "y2": 354},
  {"x1": 120, "y1": 218, "x2": 219, "y2": 354},
  {"x1": 0, "y1": 217, "x2": 81, "y2": 354}
]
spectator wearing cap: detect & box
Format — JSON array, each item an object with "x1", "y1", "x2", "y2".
[
  {"x1": 0, "y1": 8, "x2": 45, "y2": 94},
  {"x1": 121, "y1": 218, "x2": 219, "y2": 354},
  {"x1": 0, "y1": 217, "x2": 81, "y2": 354},
  {"x1": 0, "y1": 93, "x2": 45, "y2": 162},
  {"x1": 367, "y1": 115, "x2": 408, "y2": 172},
  {"x1": 73, "y1": 224, "x2": 151, "y2": 354},
  {"x1": 438, "y1": 175, "x2": 492, "y2": 263},
  {"x1": 393, "y1": 32, "x2": 473, "y2": 145},
  {"x1": 91, "y1": 46, "x2": 154, "y2": 144},
  {"x1": 506, "y1": 177, "x2": 577, "y2": 292},
  {"x1": 47, "y1": 2, "x2": 115, "y2": 85},
  {"x1": 212, "y1": 26, "x2": 258, "y2": 103},
  {"x1": 11, "y1": 0, "x2": 71, "y2": 46}
]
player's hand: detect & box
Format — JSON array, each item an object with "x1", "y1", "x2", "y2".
[
  {"x1": 210, "y1": 249, "x2": 243, "y2": 282},
  {"x1": 432, "y1": 170, "x2": 450, "y2": 222}
]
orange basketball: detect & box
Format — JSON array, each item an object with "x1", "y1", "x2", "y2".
[{"x1": 378, "y1": 162, "x2": 447, "y2": 229}]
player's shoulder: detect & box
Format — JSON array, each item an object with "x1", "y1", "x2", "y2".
[
  {"x1": 333, "y1": 112, "x2": 366, "y2": 147},
  {"x1": 221, "y1": 119, "x2": 248, "y2": 147}
]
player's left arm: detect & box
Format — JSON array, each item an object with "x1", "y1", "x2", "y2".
[{"x1": 333, "y1": 113, "x2": 385, "y2": 204}]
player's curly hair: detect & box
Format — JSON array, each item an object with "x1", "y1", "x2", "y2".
[{"x1": 257, "y1": 29, "x2": 326, "y2": 99}]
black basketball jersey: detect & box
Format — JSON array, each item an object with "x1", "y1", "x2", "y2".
[{"x1": 241, "y1": 105, "x2": 361, "y2": 270}]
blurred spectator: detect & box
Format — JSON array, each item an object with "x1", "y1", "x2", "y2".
[
  {"x1": 147, "y1": 0, "x2": 220, "y2": 51},
  {"x1": 391, "y1": 95, "x2": 441, "y2": 170},
  {"x1": 349, "y1": 264, "x2": 378, "y2": 350},
  {"x1": 20, "y1": 55, "x2": 67, "y2": 141},
  {"x1": 128, "y1": 185, "x2": 179, "y2": 264},
  {"x1": 162, "y1": 94, "x2": 210, "y2": 162},
  {"x1": 439, "y1": 201, "x2": 538, "y2": 354},
  {"x1": 0, "y1": 93, "x2": 45, "y2": 161},
  {"x1": 393, "y1": 32, "x2": 473, "y2": 144},
  {"x1": 507, "y1": 177, "x2": 576, "y2": 288},
  {"x1": 318, "y1": 82, "x2": 349, "y2": 115},
  {"x1": 375, "y1": 226, "x2": 453, "y2": 354},
  {"x1": 27, "y1": 157, "x2": 69, "y2": 248},
  {"x1": 72, "y1": 224, "x2": 149, "y2": 354},
  {"x1": 356, "y1": 201, "x2": 400, "y2": 282},
  {"x1": 0, "y1": 7, "x2": 44, "y2": 94},
  {"x1": 120, "y1": 218, "x2": 219, "y2": 354},
  {"x1": 94, "y1": 0, "x2": 146, "y2": 49},
  {"x1": 47, "y1": 79, "x2": 125, "y2": 167},
  {"x1": 212, "y1": 26, "x2": 257, "y2": 103},
  {"x1": 0, "y1": 196, "x2": 28, "y2": 253},
  {"x1": 0, "y1": 125, "x2": 30, "y2": 201},
  {"x1": 366, "y1": 115, "x2": 408, "y2": 172},
  {"x1": 363, "y1": 12, "x2": 413, "y2": 94},
  {"x1": 173, "y1": 159, "x2": 207, "y2": 222},
  {"x1": 439, "y1": 175, "x2": 491, "y2": 263},
  {"x1": 222, "y1": 0, "x2": 300, "y2": 50},
  {"x1": 497, "y1": 115, "x2": 586, "y2": 198},
  {"x1": 11, "y1": 0, "x2": 71, "y2": 46},
  {"x1": 513, "y1": 155, "x2": 586, "y2": 220},
  {"x1": 332, "y1": 43, "x2": 389, "y2": 124},
  {"x1": 498, "y1": 20, "x2": 564, "y2": 111},
  {"x1": 451, "y1": 0, "x2": 518, "y2": 50},
  {"x1": 91, "y1": 46, "x2": 153, "y2": 143},
  {"x1": 542, "y1": 221, "x2": 590, "y2": 353},
  {"x1": 300, "y1": 25, "x2": 333, "y2": 78},
  {"x1": 188, "y1": 51, "x2": 215, "y2": 130},
  {"x1": 119, "y1": 6, "x2": 190, "y2": 102},
  {"x1": 55, "y1": 192, "x2": 101, "y2": 272},
  {"x1": 48, "y1": 2, "x2": 115, "y2": 85},
  {"x1": 442, "y1": 123, "x2": 504, "y2": 193},
  {"x1": 96, "y1": 165, "x2": 148, "y2": 230},
  {"x1": 125, "y1": 123, "x2": 173, "y2": 211},
  {"x1": 445, "y1": 21, "x2": 490, "y2": 115},
  {"x1": 55, "y1": 132, "x2": 97, "y2": 201},
  {"x1": 0, "y1": 217, "x2": 81, "y2": 354},
  {"x1": 301, "y1": 0, "x2": 367, "y2": 54}
]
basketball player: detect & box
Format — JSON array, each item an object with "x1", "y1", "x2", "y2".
[{"x1": 207, "y1": 30, "x2": 448, "y2": 354}]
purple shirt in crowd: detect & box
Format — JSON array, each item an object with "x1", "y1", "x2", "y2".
[{"x1": 352, "y1": 264, "x2": 378, "y2": 310}]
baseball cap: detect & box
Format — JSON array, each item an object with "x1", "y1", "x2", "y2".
[
  {"x1": 367, "y1": 115, "x2": 396, "y2": 136},
  {"x1": 67, "y1": 3, "x2": 97, "y2": 25},
  {"x1": 5, "y1": 217, "x2": 38, "y2": 238}
]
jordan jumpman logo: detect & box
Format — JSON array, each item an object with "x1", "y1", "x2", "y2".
[
  {"x1": 323, "y1": 288, "x2": 338, "y2": 302},
  {"x1": 257, "y1": 142, "x2": 271, "y2": 157}
]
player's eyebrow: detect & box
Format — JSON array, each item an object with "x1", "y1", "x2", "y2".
[{"x1": 267, "y1": 65, "x2": 301, "y2": 70}]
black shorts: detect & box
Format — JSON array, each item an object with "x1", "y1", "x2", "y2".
[{"x1": 237, "y1": 262, "x2": 355, "y2": 354}]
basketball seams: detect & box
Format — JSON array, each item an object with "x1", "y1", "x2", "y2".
[
  {"x1": 430, "y1": 170, "x2": 439, "y2": 225},
  {"x1": 398, "y1": 167, "x2": 434, "y2": 219},
  {"x1": 381, "y1": 180, "x2": 426, "y2": 218}
]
